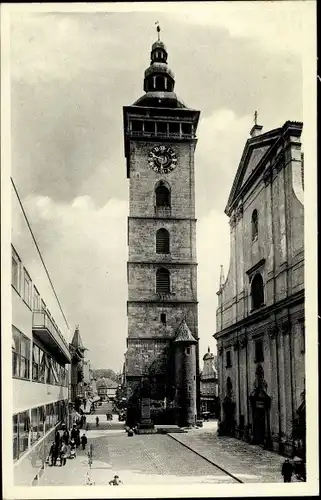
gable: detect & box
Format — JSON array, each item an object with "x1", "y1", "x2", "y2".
[{"x1": 241, "y1": 145, "x2": 270, "y2": 186}]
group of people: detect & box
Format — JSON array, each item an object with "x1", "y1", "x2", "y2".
[{"x1": 48, "y1": 424, "x2": 88, "y2": 466}]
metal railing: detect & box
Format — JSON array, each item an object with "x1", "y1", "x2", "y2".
[{"x1": 32, "y1": 310, "x2": 70, "y2": 356}]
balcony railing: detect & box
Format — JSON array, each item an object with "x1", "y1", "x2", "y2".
[
  {"x1": 32, "y1": 310, "x2": 70, "y2": 363},
  {"x1": 129, "y1": 130, "x2": 195, "y2": 139}
]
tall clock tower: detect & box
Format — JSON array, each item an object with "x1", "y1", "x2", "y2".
[{"x1": 123, "y1": 30, "x2": 200, "y2": 425}]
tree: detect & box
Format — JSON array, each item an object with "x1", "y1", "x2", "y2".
[{"x1": 91, "y1": 368, "x2": 119, "y2": 382}]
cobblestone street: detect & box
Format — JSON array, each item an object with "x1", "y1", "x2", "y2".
[{"x1": 39, "y1": 414, "x2": 301, "y2": 486}]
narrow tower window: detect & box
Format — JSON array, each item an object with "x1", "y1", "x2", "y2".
[
  {"x1": 156, "y1": 228, "x2": 170, "y2": 254},
  {"x1": 254, "y1": 338, "x2": 264, "y2": 363},
  {"x1": 251, "y1": 273, "x2": 264, "y2": 309},
  {"x1": 156, "y1": 268, "x2": 170, "y2": 294},
  {"x1": 160, "y1": 313, "x2": 166, "y2": 324},
  {"x1": 155, "y1": 184, "x2": 170, "y2": 207},
  {"x1": 226, "y1": 350, "x2": 232, "y2": 368},
  {"x1": 251, "y1": 209, "x2": 258, "y2": 241}
]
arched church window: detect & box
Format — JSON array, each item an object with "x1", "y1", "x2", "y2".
[
  {"x1": 251, "y1": 273, "x2": 264, "y2": 309},
  {"x1": 251, "y1": 209, "x2": 258, "y2": 241},
  {"x1": 155, "y1": 183, "x2": 170, "y2": 207},
  {"x1": 155, "y1": 76, "x2": 164, "y2": 90},
  {"x1": 156, "y1": 228, "x2": 170, "y2": 254},
  {"x1": 156, "y1": 268, "x2": 170, "y2": 294}
]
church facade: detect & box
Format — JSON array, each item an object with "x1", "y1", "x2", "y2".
[
  {"x1": 214, "y1": 120, "x2": 305, "y2": 458},
  {"x1": 123, "y1": 32, "x2": 200, "y2": 426}
]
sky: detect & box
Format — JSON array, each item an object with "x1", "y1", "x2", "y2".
[{"x1": 9, "y1": 2, "x2": 305, "y2": 372}]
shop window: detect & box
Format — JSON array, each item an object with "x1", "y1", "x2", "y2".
[
  {"x1": 156, "y1": 268, "x2": 170, "y2": 294},
  {"x1": 31, "y1": 407, "x2": 39, "y2": 444},
  {"x1": 23, "y1": 268, "x2": 32, "y2": 308},
  {"x1": 156, "y1": 228, "x2": 170, "y2": 254},
  {"x1": 18, "y1": 411, "x2": 29, "y2": 456},
  {"x1": 38, "y1": 406, "x2": 45, "y2": 439},
  {"x1": 32, "y1": 344, "x2": 40, "y2": 381},
  {"x1": 45, "y1": 404, "x2": 53, "y2": 431},
  {"x1": 251, "y1": 273, "x2": 264, "y2": 309},
  {"x1": 254, "y1": 338, "x2": 264, "y2": 363},
  {"x1": 226, "y1": 350, "x2": 232, "y2": 368},
  {"x1": 251, "y1": 210, "x2": 258, "y2": 241},
  {"x1": 12, "y1": 246, "x2": 21, "y2": 292}
]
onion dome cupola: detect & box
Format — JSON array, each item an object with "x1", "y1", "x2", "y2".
[{"x1": 134, "y1": 24, "x2": 186, "y2": 108}]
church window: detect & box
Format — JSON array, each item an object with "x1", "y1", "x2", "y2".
[
  {"x1": 145, "y1": 121, "x2": 155, "y2": 134},
  {"x1": 251, "y1": 209, "x2": 258, "y2": 241},
  {"x1": 226, "y1": 350, "x2": 232, "y2": 368},
  {"x1": 131, "y1": 120, "x2": 143, "y2": 133},
  {"x1": 186, "y1": 347, "x2": 191, "y2": 355},
  {"x1": 254, "y1": 338, "x2": 264, "y2": 363},
  {"x1": 155, "y1": 76, "x2": 164, "y2": 90},
  {"x1": 181, "y1": 123, "x2": 192, "y2": 136},
  {"x1": 251, "y1": 273, "x2": 264, "y2": 309},
  {"x1": 160, "y1": 313, "x2": 166, "y2": 324},
  {"x1": 156, "y1": 228, "x2": 170, "y2": 254},
  {"x1": 169, "y1": 122, "x2": 180, "y2": 135},
  {"x1": 155, "y1": 184, "x2": 170, "y2": 207},
  {"x1": 157, "y1": 121, "x2": 167, "y2": 135},
  {"x1": 156, "y1": 268, "x2": 170, "y2": 294}
]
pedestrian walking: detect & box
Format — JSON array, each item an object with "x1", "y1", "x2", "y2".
[
  {"x1": 81, "y1": 433, "x2": 88, "y2": 450},
  {"x1": 95, "y1": 416, "x2": 99, "y2": 427},
  {"x1": 49, "y1": 441, "x2": 58, "y2": 466},
  {"x1": 62, "y1": 429, "x2": 69, "y2": 445},
  {"x1": 109, "y1": 475, "x2": 122, "y2": 485},
  {"x1": 282, "y1": 458, "x2": 294, "y2": 482},
  {"x1": 60, "y1": 442, "x2": 68, "y2": 466}
]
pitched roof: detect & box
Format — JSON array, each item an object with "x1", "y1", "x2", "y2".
[
  {"x1": 174, "y1": 319, "x2": 197, "y2": 343},
  {"x1": 225, "y1": 121, "x2": 303, "y2": 216}
]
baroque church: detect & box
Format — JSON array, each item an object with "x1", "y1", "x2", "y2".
[
  {"x1": 122, "y1": 29, "x2": 200, "y2": 426},
  {"x1": 214, "y1": 120, "x2": 305, "y2": 459}
]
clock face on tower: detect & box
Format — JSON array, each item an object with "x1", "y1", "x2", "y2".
[{"x1": 148, "y1": 145, "x2": 177, "y2": 174}]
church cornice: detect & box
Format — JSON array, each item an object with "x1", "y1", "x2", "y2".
[{"x1": 213, "y1": 289, "x2": 304, "y2": 340}]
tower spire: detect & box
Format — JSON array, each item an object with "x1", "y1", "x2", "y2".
[{"x1": 155, "y1": 21, "x2": 161, "y2": 41}]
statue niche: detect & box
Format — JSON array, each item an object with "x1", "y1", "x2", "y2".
[
  {"x1": 249, "y1": 364, "x2": 271, "y2": 448},
  {"x1": 220, "y1": 377, "x2": 236, "y2": 436}
]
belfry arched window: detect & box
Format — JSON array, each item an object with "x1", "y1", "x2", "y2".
[
  {"x1": 156, "y1": 228, "x2": 170, "y2": 254},
  {"x1": 156, "y1": 268, "x2": 170, "y2": 294},
  {"x1": 155, "y1": 183, "x2": 170, "y2": 207},
  {"x1": 251, "y1": 273, "x2": 264, "y2": 309},
  {"x1": 251, "y1": 210, "x2": 258, "y2": 241}
]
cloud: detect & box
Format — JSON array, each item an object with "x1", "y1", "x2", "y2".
[
  {"x1": 22, "y1": 194, "x2": 128, "y2": 371},
  {"x1": 197, "y1": 208, "x2": 230, "y2": 356}
]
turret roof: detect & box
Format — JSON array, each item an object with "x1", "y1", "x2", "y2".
[{"x1": 174, "y1": 319, "x2": 197, "y2": 343}]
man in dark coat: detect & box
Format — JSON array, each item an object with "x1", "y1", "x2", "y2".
[
  {"x1": 49, "y1": 441, "x2": 58, "y2": 466},
  {"x1": 282, "y1": 459, "x2": 294, "y2": 482}
]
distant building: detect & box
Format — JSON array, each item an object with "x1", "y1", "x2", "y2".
[
  {"x1": 12, "y1": 179, "x2": 71, "y2": 485},
  {"x1": 200, "y1": 347, "x2": 219, "y2": 416},
  {"x1": 214, "y1": 120, "x2": 305, "y2": 459},
  {"x1": 69, "y1": 326, "x2": 87, "y2": 410},
  {"x1": 97, "y1": 378, "x2": 118, "y2": 400}
]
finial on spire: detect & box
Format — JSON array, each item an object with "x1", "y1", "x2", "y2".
[
  {"x1": 155, "y1": 21, "x2": 161, "y2": 41},
  {"x1": 208, "y1": 346, "x2": 210, "y2": 353},
  {"x1": 250, "y1": 110, "x2": 263, "y2": 137},
  {"x1": 254, "y1": 110, "x2": 258, "y2": 126}
]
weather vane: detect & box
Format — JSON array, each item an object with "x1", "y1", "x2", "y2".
[
  {"x1": 254, "y1": 110, "x2": 258, "y2": 126},
  {"x1": 155, "y1": 21, "x2": 161, "y2": 41}
]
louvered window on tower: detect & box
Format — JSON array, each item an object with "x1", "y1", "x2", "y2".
[
  {"x1": 156, "y1": 228, "x2": 170, "y2": 254},
  {"x1": 156, "y1": 268, "x2": 170, "y2": 294},
  {"x1": 156, "y1": 185, "x2": 170, "y2": 207}
]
